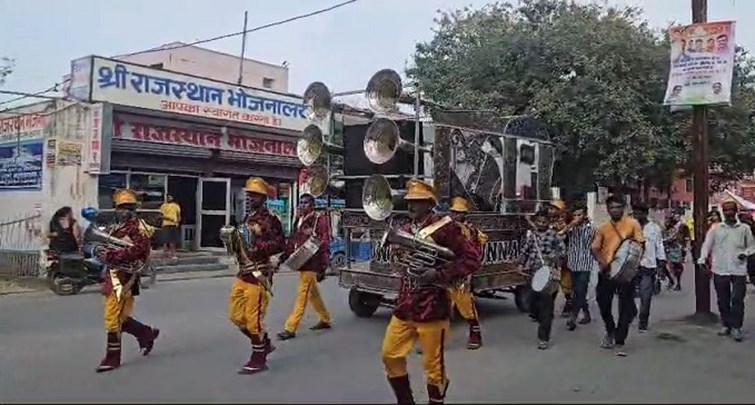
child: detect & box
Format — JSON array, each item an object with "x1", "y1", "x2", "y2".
[{"x1": 518, "y1": 209, "x2": 566, "y2": 349}]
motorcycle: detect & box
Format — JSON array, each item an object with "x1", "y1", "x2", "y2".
[{"x1": 45, "y1": 208, "x2": 156, "y2": 296}]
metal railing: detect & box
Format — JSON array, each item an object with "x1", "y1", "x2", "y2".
[{"x1": 0, "y1": 213, "x2": 43, "y2": 278}]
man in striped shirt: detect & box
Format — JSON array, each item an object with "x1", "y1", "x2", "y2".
[{"x1": 559, "y1": 201, "x2": 595, "y2": 331}]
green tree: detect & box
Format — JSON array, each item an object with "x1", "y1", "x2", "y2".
[
  {"x1": 407, "y1": 0, "x2": 755, "y2": 196},
  {"x1": 0, "y1": 57, "x2": 14, "y2": 87}
]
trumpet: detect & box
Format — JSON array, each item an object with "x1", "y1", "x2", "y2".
[{"x1": 380, "y1": 226, "x2": 456, "y2": 277}]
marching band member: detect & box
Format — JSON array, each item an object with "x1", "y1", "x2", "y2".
[
  {"x1": 548, "y1": 199, "x2": 574, "y2": 318},
  {"x1": 382, "y1": 179, "x2": 479, "y2": 404},
  {"x1": 228, "y1": 177, "x2": 285, "y2": 375},
  {"x1": 448, "y1": 196, "x2": 487, "y2": 350},
  {"x1": 518, "y1": 208, "x2": 566, "y2": 350},
  {"x1": 591, "y1": 195, "x2": 644, "y2": 357},
  {"x1": 95, "y1": 189, "x2": 159, "y2": 373},
  {"x1": 277, "y1": 193, "x2": 332, "y2": 340}
]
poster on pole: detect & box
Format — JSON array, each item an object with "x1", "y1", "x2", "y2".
[{"x1": 663, "y1": 21, "x2": 735, "y2": 106}]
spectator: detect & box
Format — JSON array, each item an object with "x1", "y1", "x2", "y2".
[
  {"x1": 48, "y1": 206, "x2": 81, "y2": 254},
  {"x1": 160, "y1": 195, "x2": 182, "y2": 259}
]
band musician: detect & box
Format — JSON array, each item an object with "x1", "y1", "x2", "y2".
[
  {"x1": 95, "y1": 188, "x2": 160, "y2": 373},
  {"x1": 277, "y1": 193, "x2": 332, "y2": 341},
  {"x1": 382, "y1": 179, "x2": 480, "y2": 404},
  {"x1": 548, "y1": 199, "x2": 574, "y2": 318},
  {"x1": 448, "y1": 196, "x2": 488, "y2": 350},
  {"x1": 228, "y1": 177, "x2": 285, "y2": 375},
  {"x1": 591, "y1": 195, "x2": 644, "y2": 357}
]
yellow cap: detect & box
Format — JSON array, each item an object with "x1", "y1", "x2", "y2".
[
  {"x1": 245, "y1": 177, "x2": 270, "y2": 196},
  {"x1": 550, "y1": 199, "x2": 566, "y2": 211},
  {"x1": 404, "y1": 178, "x2": 436, "y2": 202},
  {"x1": 449, "y1": 196, "x2": 471, "y2": 212},
  {"x1": 721, "y1": 197, "x2": 738, "y2": 207},
  {"x1": 113, "y1": 189, "x2": 138, "y2": 207}
]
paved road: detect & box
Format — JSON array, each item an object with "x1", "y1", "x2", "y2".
[{"x1": 1, "y1": 271, "x2": 753, "y2": 403}]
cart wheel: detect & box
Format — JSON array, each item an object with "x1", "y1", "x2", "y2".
[
  {"x1": 514, "y1": 285, "x2": 533, "y2": 313},
  {"x1": 348, "y1": 288, "x2": 381, "y2": 318}
]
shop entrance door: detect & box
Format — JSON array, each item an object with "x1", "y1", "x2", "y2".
[{"x1": 196, "y1": 177, "x2": 231, "y2": 249}]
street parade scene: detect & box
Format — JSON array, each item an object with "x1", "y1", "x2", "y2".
[{"x1": 1, "y1": 0, "x2": 755, "y2": 403}]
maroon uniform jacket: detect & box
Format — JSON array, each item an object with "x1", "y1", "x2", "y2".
[
  {"x1": 284, "y1": 211, "x2": 331, "y2": 275},
  {"x1": 392, "y1": 214, "x2": 481, "y2": 322},
  {"x1": 101, "y1": 218, "x2": 152, "y2": 297},
  {"x1": 237, "y1": 207, "x2": 285, "y2": 284}
]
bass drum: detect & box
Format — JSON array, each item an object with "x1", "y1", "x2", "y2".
[{"x1": 609, "y1": 239, "x2": 643, "y2": 284}]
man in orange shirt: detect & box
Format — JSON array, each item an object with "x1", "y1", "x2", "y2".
[{"x1": 591, "y1": 195, "x2": 644, "y2": 357}]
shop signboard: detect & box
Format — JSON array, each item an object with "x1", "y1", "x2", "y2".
[
  {"x1": 69, "y1": 56, "x2": 322, "y2": 134},
  {"x1": 112, "y1": 113, "x2": 298, "y2": 157},
  {"x1": 85, "y1": 103, "x2": 112, "y2": 174},
  {"x1": 0, "y1": 112, "x2": 46, "y2": 191}
]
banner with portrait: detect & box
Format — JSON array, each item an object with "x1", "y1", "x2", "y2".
[{"x1": 664, "y1": 21, "x2": 735, "y2": 106}]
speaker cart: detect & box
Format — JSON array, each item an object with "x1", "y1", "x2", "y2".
[{"x1": 298, "y1": 69, "x2": 557, "y2": 318}]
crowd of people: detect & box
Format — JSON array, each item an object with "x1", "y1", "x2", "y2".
[{"x1": 53, "y1": 176, "x2": 752, "y2": 404}]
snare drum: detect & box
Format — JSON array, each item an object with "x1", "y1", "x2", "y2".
[
  {"x1": 609, "y1": 239, "x2": 643, "y2": 283},
  {"x1": 531, "y1": 265, "x2": 560, "y2": 295}
]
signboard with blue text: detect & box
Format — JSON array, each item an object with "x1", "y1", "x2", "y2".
[
  {"x1": 67, "y1": 56, "x2": 321, "y2": 134},
  {"x1": 0, "y1": 112, "x2": 46, "y2": 191}
]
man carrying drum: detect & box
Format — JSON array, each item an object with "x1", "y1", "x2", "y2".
[
  {"x1": 382, "y1": 179, "x2": 479, "y2": 404},
  {"x1": 448, "y1": 196, "x2": 488, "y2": 350},
  {"x1": 590, "y1": 195, "x2": 644, "y2": 357},
  {"x1": 228, "y1": 177, "x2": 285, "y2": 375},
  {"x1": 518, "y1": 208, "x2": 566, "y2": 350},
  {"x1": 277, "y1": 193, "x2": 333, "y2": 341}
]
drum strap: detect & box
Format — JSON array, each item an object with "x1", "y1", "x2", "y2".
[
  {"x1": 609, "y1": 222, "x2": 629, "y2": 260},
  {"x1": 526, "y1": 230, "x2": 547, "y2": 267},
  {"x1": 417, "y1": 216, "x2": 452, "y2": 241}
]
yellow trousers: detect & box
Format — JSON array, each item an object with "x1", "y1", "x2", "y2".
[
  {"x1": 382, "y1": 316, "x2": 450, "y2": 390},
  {"x1": 228, "y1": 278, "x2": 270, "y2": 335},
  {"x1": 560, "y1": 268, "x2": 573, "y2": 296},
  {"x1": 284, "y1": 270, "x2": 330, "y2": 333},
  {"x1": 448, "y1": 286, "x2": 477, "y2": 321},
  {"x1": 103, "y1": 293, "x2": 135, "y2": 333}
]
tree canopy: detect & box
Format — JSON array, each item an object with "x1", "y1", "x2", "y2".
[
  {"x1": 407, "y1": 0, "x2": 755, "y2": 196},
  {"x1": 0, "y1": 57, "x2": 13, "y2": 87}
]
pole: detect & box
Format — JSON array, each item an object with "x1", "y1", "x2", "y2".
[
  {"x1": 237, "y1": 11, "x2": 249, "y2": 85},
  {"x1": 690, "y1": 0, "x2": 715, "y2": 322}
]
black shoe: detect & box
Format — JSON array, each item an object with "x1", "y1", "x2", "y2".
[
  {"x1": 567, "y1": 317, "x2": 577, "y2": 331},
  {"x1": 309, "y1": 321, "x2": 332, "y2": 331},
  {"x1": 578, "y1": 314, "x2": 592, "y2": 325},
  {"x1": 276, "y1": 330, "x2": 296, "y2": 341}
]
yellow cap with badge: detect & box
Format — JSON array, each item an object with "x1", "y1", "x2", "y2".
[
  {"x1": 449, "y1": 196, "x2": 472, "y2": 212},
  {"x1": 113, "y1": 189, "x2": 138, "y2": 207},
  {"x1": 404, "y1": 178, "x2": 437, "y2": 202},
  {"x1": 245, "y1": 177, "x2": 270, "y2": 196}
]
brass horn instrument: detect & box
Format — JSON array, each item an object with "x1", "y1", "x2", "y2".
[
  {"x1": 219, "y1": 224, "x2": 274, "y2": 296},
  {"x1": 380, "y1": 226, "x2": 456, "y2": 277},
  {"x1": 297, "y1": 124, "x2": 344, "y2": 167},
  {"x1": 300, "y1": 164, "x2": 330, "y2": 197},
  {"x1": 366, "y1": 69, "x2": 403, "y2": 115},
  {"x1": 303, "y1": 81, "x2": 332, "y2": 122},
  {"x1": 361, "y1": 174, "x2": 406, "y2": 221},
  {"x1": 84, "y1": 225, "x2": 134, "y2": 249},
  {"x1": 363, "y1": 118, "x2": 432, "y2": 165}
]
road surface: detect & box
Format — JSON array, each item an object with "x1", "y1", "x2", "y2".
[{"x1": 1, "y1": 271, "x2": 753, "y2": 403}]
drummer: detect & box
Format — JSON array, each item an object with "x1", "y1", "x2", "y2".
[
  {"x1": 590, "y1": 195, "x2": 644, "y2": 357},
  {"x1": 517, "y1": 208, "x2": 566, "y2": 350}
]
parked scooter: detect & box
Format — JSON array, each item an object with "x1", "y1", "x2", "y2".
[{"x1": 45, "y1": 207, "x2": 156, "y2": 296}]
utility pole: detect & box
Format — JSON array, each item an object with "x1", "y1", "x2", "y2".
[
  {"x1": 690, "y1": 0, "x2": 716, "y2": 323},
  {"x1": 237, "y1": 11, "x2": 249, "y2": 85}
]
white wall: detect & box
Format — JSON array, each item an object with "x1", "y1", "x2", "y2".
[{"x1": 120, "y1": 42, "x2": 290, "y2": 93}]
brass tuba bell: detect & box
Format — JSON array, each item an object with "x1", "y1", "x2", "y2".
[
  {"x1": 365, "y1": 69, "x2": 402, "y2": 115},
  {"x1": 303, "y1": 81, "x2": 332, "y2": 122},
  {"x1": 361, "y1": 174, "x2": 406, "y2": 221},
  {"x1": 297, "y1": 124, "x2": 344, "y2": 166},
  {"x1": 363, "y1": 117, "x2": 432, "y2": 165},
  {"x1": 300, "y1": 164, "x2": 330, "y2": 197}
]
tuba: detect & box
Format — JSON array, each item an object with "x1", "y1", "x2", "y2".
[
  {"x1": 219, "y1": 224, "x2": 274, "y2": 296},
  {"x1": 83, "y1": 223, "x2": 146, "y2": 274},
  {"x1": 380, "y1": 225, "x2": 456, "y2": 277}
]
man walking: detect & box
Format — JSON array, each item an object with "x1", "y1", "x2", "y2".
[
  {"x1": 560, "y1": 201, "x2": 595, "y2": 330},
  {"x1": 632, "y1": 203, "x2": 666, "y2": 333},
  {"x1": 591, "y1": 195, "x2": 644, "y2": 356},
  {"x1": 699, "y1": 199, "x2": 754, "y2": 342}
]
